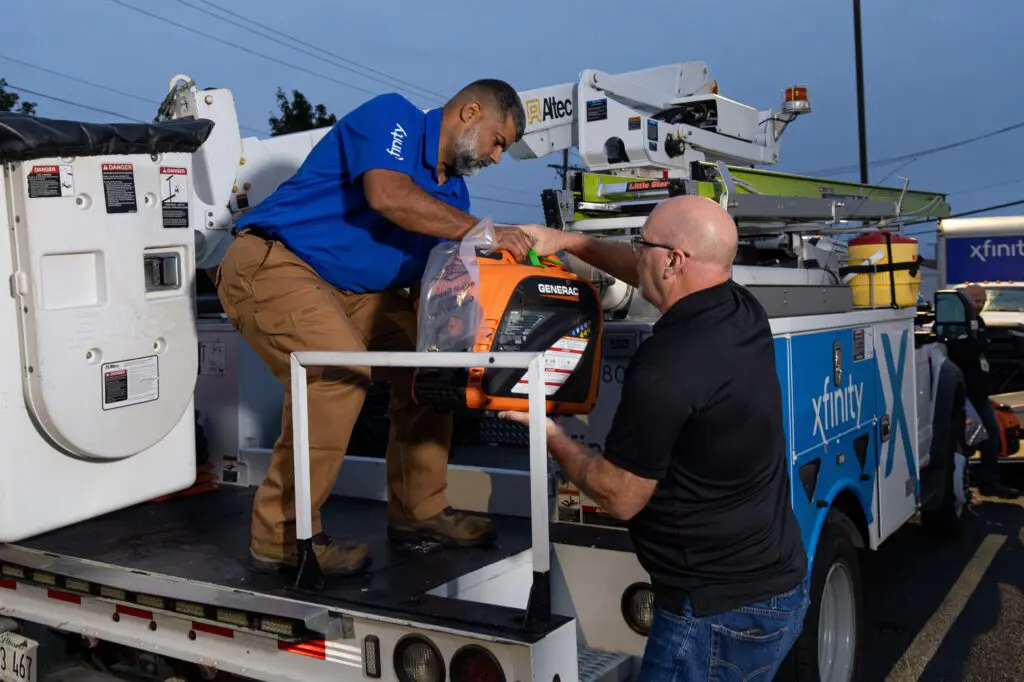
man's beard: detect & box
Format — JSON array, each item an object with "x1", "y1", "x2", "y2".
[{"x1": 450, "y1": 125, "x2": 493, "y2": 177}]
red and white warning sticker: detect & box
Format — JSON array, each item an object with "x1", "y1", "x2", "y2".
[{"x1": 511, "y1": 335, "x2": 588, "y2": 396}]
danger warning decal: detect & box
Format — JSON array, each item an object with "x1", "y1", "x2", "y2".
[
  {"x1": 27, "y1": 165, "x2": 75, "y2": 199},
  {"x1": 160, "y1": 166, "x2": 189, "y2": 228},
  {"x1": 102, "y1": 356, "x2": 159, "y2": 410},
  {"x1": 511, "y1": 334, "x2": 589, "y2": 396},
  {"x1": 102, "y1": 163, "x2": 137, "y2": 214}
]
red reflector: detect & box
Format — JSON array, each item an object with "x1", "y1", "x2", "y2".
[
  {"x1": 116, "y1": 605, "x2": 153, "y2": 620},
  {"x1": 47, "y1": 590, "x2": 81, "y2": 604},
  {"x1": 192, "y1": 622, "x2": 234, "y2": 638},
  {"x1": 0, "y1": 580, "x2": 16, "y2": 590},
  {"x1": 453, "y1": 646, "x2": 504, "y2": 682},
  {"x1": 279, "y1": 639, "x2": 326, "y2": 660}
]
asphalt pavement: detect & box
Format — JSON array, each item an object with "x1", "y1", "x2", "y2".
[{"x1": 861, "y1": 465, "x2": 1024, "y2": 682}]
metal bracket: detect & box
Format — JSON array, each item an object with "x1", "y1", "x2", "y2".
[{"x1": 288, "y1": 351, "x2": 552, "y2": 628}]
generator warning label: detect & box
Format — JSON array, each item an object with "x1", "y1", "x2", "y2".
[
  {"x1": 160, "y1": 166, "x2": 189, "y2": 228},
  {"x1": 27, "y1": 165, "x2": 74, "y2": 198},
  {"x1": 511, "y1": 335, "x2": 588, "y2": 396},
  {"x1": 101, "y1": 163, "x2": 137, "y2": 214},
  {"x1": 102, "y1": 356, "x2": 159, "y2": 410}
]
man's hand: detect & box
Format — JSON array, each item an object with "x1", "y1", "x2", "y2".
[
  {"x1": 497, "y1": 409, "x2": 657, "y2": 521},
  {"x1": 497, "y1": 409, "x2": 561, "y2": 437},
  {"x1": 518, "y1": 225, "x2": 577, "y2": 257},
  {"x1": 493, "y1": 225, "x2": 535, "y2": 262}
]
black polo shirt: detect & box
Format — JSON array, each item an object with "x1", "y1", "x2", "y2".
[{"x1": 602, "y1": 279, "x2": 807, "y2": 617}]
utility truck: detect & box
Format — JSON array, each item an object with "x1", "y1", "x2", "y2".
[
  {"x1": 938, "y1": 215, "x2": 1024, "y2": 462},
  {"x1": 0, "y1": 62, "x2": 975, "y2": 682}
]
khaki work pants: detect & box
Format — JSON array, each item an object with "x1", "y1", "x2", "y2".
[{"x1": 215, "y1": 230, "x2": 452, "y2": 553}]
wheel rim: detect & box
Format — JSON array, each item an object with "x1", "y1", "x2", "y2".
[{"x1": 818, "y1": 562, "x2": 856, "y2": 682}]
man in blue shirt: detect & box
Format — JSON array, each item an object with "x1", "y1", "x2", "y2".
[{"x1": 215, "y1": 79, "x2": 537, "y2": 577}]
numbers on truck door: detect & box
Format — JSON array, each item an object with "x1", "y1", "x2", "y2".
[{"x1": 602, "y1": 363, "x2": 626, "y2": 384}]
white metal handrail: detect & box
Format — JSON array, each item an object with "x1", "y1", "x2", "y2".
[{"x1": 288, "y1": 351, "x2": 551, "y2": 621}]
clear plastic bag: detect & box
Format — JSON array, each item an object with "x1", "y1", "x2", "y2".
[
  {"x1": 416, "y1": 218, "x2": 497, "y2": 353},
  {"x1": 964, "y1": 399, "x2": 990, "y2": 448}
]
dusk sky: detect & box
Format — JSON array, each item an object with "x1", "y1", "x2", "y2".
[{"x1": 3, "y1": 0, "x2": 1022, "y2": 259}]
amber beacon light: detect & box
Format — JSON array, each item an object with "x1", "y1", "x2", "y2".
[{"x1": 783, "y1": 86, "x2": 812, "y2": 115}]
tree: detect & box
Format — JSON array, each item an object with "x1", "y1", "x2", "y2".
[
  {"x1": 0, "y1": 79, "x2": 37, "y2": 116},
  {"x1": 268, "y1": 87, "x2": 336, "y2": 136}
]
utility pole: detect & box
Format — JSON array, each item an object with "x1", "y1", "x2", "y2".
[
  {"x1": 549, "y1": 150, "x2": 582, "y2": 189},
  {"x1": 853, "y1": 0, "x2": 869, "y2": 184}
]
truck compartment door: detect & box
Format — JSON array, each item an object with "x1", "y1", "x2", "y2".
[
  {"x1": 7, "y1": 154, "x2": 199, "y2": 460},
  {"x1": 789, "y1": 326, "x2": 881, "y2": 550}
]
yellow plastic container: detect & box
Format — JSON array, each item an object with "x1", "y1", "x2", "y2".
[{"x1": 847, "y1": 231, "x2": 920, "y2": 308}]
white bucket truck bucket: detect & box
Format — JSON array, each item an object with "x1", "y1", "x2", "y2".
[{"x1": 0, "y1": 114, "x2": 217, "y2": 541}]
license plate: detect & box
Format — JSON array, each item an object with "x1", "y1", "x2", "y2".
[{"x1": 0, "y1": 632, "x2": 36, "y2": 682}]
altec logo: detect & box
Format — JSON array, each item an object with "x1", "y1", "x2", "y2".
[
  {"x1": 538, "y1": 283, "x2": 579, "y2": 296},
  {"x1": 812, "y1": 376, "x2": 865, "y2": 442},
  {"x1": 525, "y1": 97, "x2": 573, "y2": 126},
  {"x1": 969, "y1": 238, "x2": 1024, "y2": 262},
  {"x1": 386, "y1": 122, "x2": 407, "y2": 161}
]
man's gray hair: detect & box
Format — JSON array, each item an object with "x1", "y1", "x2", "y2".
[{"x1": 449, "y1": 79, "x2": 526, "y2": 142}]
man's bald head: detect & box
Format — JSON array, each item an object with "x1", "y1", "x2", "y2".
[
  {"x1": 647, "y1": 195, "x2": 738, "y2": 273},
  {"x1": 634, "y1": 195, "x2": 739, "y2": 313},
  {"x1": 962, "y1": 283, "x2": 987, "y2": 312}
]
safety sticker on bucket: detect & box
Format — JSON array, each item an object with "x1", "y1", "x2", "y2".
[{"x1": 511, "y1": 335, "x2": 588, "y2": 396}]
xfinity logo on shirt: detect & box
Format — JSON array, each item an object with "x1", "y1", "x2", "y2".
[
  {"x1": 538, "y1": 283, "x2": 579, "y2": 296},
  {"x1": 386, "y1": 122, "x2": 407, "y2": 161},
  {"x1": 968, "y1": 237, "x2": 1024, "y2": 262}
]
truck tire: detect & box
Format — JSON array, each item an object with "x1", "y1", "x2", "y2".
[{"x1": 778, "y1": 509, "x2": 863, "y2": 682}]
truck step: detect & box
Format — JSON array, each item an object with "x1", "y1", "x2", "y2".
[{"x1": 579, "y1": 645, "x2": 634, "y2": 682}]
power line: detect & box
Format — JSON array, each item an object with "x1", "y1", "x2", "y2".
[
  {"x1": 107, "y1": 0, "x2": 383, "y2": 100},
  {"x1": 183, "y1": 0, "x2": 445, "y2": 104},
  {"x1": 947, "y1": 174, "x2": 1024, "y2": 198},
  {"x1": 804, "y1": 119, "x2": 1024, "y2": 177},
  {"x1": 472, "y1": 195, "x2": 539, "y2": 209},
  {"x1": 0, "y1": 53, "x2": 268, "y2": 137},
  {"x1": 901, "y1": 198, "x2": 1024, "y2": 236},
  {"x1": 3, "y1": 84, "x2": 148, "y2": 122}
]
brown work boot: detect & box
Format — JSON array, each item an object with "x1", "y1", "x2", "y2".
[
  {"x1": 249, "y1": 533, "x2": 371, "y2": 577},
  {"x1": 387, "y1": 506, "x2": 497, "y2": 548}
]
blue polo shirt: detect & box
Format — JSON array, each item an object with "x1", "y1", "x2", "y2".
[{"x1": 236, "y1": 93, "x2": 470, "y2": 293}]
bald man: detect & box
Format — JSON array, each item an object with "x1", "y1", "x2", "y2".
[
  {"x1": 949, "y1": 284, "x2": 1019, "y2": 498},
  {"x1": 503, "y1": 196, "x2": 808, "y2": 681}
]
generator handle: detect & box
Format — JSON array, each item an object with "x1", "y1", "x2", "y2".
[{"x1": 488, "y1": 248, "x2": 564, "y2": 268}]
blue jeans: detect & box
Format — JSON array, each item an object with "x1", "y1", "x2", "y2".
[{"x1": 637, "y1": 579, "x2": 809, "y2": 681}]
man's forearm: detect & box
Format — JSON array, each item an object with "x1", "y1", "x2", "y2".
[
  {"x1": 364, "y1": 169, "x2": 478, "y2": 241},
  {"x1": 562, "y1": 234, "x2": 639, "y2": 287},
  {"x1": 378, "y1": 184, "x2": 479, "y2": 241},
  {"x1": 547, "y1": 428, "x2": 626, "y2": 515}
]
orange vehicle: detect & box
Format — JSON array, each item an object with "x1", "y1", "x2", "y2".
[{"x1": 413, "y1": 248, "x2": 604, "y2": 416}]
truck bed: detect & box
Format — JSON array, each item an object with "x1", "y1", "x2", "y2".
[{"x1": 4, "y1": 485, "x2": 563, "y2": 641}]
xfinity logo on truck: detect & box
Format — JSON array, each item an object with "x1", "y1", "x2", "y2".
[
  {"x1": 968, "y1": 238, "x2": 1024, "y2": 262},
  {"x1": 538, "y1": 283, "x2": 579, "y2": 296},
  {"x1": 525, "y1": 96, "x2": 573, "y2": 126},
  {"x1": 812, "y1": 376, "x2": 865, "y2": 442}
]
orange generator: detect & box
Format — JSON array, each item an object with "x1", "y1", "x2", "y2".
[{"x1": 413, "y1": 249, "x2": 603, "y2": 415}]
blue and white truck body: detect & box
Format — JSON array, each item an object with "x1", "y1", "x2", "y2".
[{"x1": 546, "y1": 288, "x2": 968, "y2": 682}]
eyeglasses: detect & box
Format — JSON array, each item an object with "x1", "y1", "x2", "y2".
[{"x1": 631, "y1": 235, "x2": 690, "y2": 258}]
